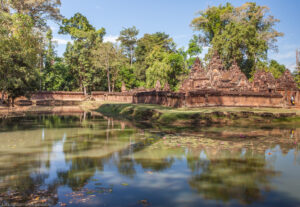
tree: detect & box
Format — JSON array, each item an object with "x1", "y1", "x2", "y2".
[
  {"x1": 0, "y1": 13, "x2": 40, "y2": 106},
  {"x1": 267, "y1": 60, "x2": 286, "y2": 79},
  {"x1": 1, "y1": 0, "x2": 62, "y2": 29},
  {"x1": 145, "y1": 46, "x2": 186, "y2": 91},
  {"x1": 191, "y1": 2, "x2": 283, "y2": 77},
  {"x1": 42, "y1": 28, "x2": 55, "y2": 90},
  {"x1": 60, "y1": 13, "x2": 106, "y2": 94},
  {"x1": 117, "y1": 66, "x2": 140, "y2": 90},
  {"x1": 91, "y1": 42, "x2": 126, "y2": 92},
  {"x1": 294, "y1": 62, "x2": 300, "y2": 88},
  {"x1": 187, "y1": 35, "x2": 202, "y2": 58},
  {"x1": 135, "y1": 32, "x2": 176, "y2": 82},
  {"x1": 117, "y1": 26, "x2": 139, "y2": 67}
]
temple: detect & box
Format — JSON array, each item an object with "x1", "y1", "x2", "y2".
[
  {"x1": 12, "y1": 52, "x2": 300, "y2": 108},
  {"x1": 133, "y1": 52, "x2": 299, "y2": 107},
  {"x1": 181, "y1": 53, "x2": 252, "y2": 92},
  {"x1": 180, "y1": 52, "x2": 298, "y2": 96}
]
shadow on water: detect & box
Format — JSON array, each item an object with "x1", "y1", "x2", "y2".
[{"x1": 0, "y1": 112, "x2": 299, "y2": 206}]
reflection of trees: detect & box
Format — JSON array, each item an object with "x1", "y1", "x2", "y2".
[
  {"x1": 115, "y1": 136, "x2": 175, "y2": 175},
  {"x1": 135, "y1": 157, "x2": 174, "y2": 171},
  {"x1": 1, "y1": 112, "x2": 300, "y2": 206},
  {"x1": 0, "y1": 150, "x2": 59, "y2": 206},
  {"x1": 116, "y1": 158, "x2": 136, "y2": 178},
  {"x1": 57, "y1": 157, "x2": 104, "y2": 191},
  {"x1": 0, "y1": 113, "x2": 102, "y2": 206},
  {"x1": 56, "y1": 118, "x2": 140, "y2": 190},
  {"x1": 187, "y1": 149, "x2": 278, "y2": 204}
]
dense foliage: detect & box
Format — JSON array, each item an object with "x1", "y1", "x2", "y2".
[
  {"x1": 0, "y1": 1, "x2": 294, "y2": 105},
  {"x1": 191, "y1": 2, "x2": 283, "y2": 77}
]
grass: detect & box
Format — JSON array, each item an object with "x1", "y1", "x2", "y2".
[{"x1": 97, "y1": 103, "x2": 300, "y2": 127}]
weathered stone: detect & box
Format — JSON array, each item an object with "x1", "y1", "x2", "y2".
[
  {"x1": 276, "y1": 70, "x2": 298, "y2": 91},
  {"x1": 155, "y1": 80, "x2": 162, "y2": 91},
  {"x1": 252, "y1": 70, "x2": 276, "y2": 93},
  {"x1": 180, "y1": 54, "x2": 251, "y2": 92},
  {"x1": 163, "y1": 82, "x2": 171, "y2": 91},
  {"x1": 207, "y1": 51, "x2": 225, "y2": 71},
  {"x1": 216, "y1": 60, "x2": 251, "y2": 92},
  {"x1": 121, "y1": 82, "x2": 127, "y2": 92},
  {"x1": 180, "y1": 57, "x2": 212, "y2": 91}
]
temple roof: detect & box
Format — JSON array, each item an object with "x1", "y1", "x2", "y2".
[{"x1": 276, "y1": 70, "x2": 298, "y2": 91}]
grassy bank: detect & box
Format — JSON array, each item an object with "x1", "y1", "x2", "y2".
[{"x1": 97, "y1": 103, "x2": 300, "y2": 127}]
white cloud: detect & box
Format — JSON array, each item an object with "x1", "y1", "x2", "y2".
[
  {"x1": 103, "y1": 35, "x2": 119, "y2": 43},
  {"x1": 53, "y1": 38, "x2": 71, "y2": 45}
]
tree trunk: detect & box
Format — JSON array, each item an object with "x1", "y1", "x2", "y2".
[
  {"x1": 107, "y1": 68, "x2": 111, "y2": 92},
  {"x1": 106, "y1": 54, "x2": 111, "y2": 93},
  {"x1": 39, "y1": 50, "x2": 44, "y2": 91},
  {"x1": 130, "y1": 46, "x2": 133, "y2": 68},
  {"x1": 83, "y1": 85, "x2": 87, "y2": 96}
]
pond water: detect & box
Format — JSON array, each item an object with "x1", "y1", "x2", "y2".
[{"x1": 0, "y1": 112, "x2": 300, "y2": 207}]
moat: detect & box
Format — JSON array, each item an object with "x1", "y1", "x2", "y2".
[{"x1": 0, "y1": 112, "x2": 300, "y2": 207}]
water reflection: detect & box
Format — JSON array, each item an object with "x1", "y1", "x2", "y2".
[{"x1": 0, "y1": 113, "x2": 299, "y2": 206}]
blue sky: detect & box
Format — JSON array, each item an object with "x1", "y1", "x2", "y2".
[{"x1": 50, "y1": 0, "x2": 300, "y2": 71}]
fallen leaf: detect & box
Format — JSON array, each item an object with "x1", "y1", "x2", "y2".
[{"x1": 121, "y1": 183, "x2": 129, "y2": 186}]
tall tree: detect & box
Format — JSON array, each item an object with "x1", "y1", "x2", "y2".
[
  {"x1": 91, "y1": 42, "x2": 126, "y2": 92},
  {"x1": 135, "y1": 32, "x2": 176, "y2": 82},
  {"x1": 1, "y1": 0, "x2": 62, "y2": 29},
  {"x1": 0, "y1": 13, "x2": 40, "y2": 106},
  {"x1": 60, "y1": 13, "x2": 106, "y2": 94},
  {"x1": 145, "y1": 46, "x2": 186, "y2": 91},
  {"x1": 117, "y1": 26, "x2": 139, "y2": 67},
  {"x1": 267, "y1": 60, "x2": 286, "y2": 79},
  {"x1": 191, "y1": 2, "x2": 283, "y2": 77}
]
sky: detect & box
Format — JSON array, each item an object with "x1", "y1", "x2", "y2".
[{"x1": 49, "y1": 0, "x2": 300, "y2": 71}]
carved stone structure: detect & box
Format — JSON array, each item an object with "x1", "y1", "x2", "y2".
[
  {"x1": 216, "y1": 60, "x2": 251, "y2": 92},
  {"x1": 155, "y1": 80, "x2": 162, "y2": 91},
  {"x1": 121, "y1": 82, "x2": 127, "y2": 92},
  {"x1": 163, "y1": 82, "x2": 171, "y2": 91},
  {"x1": 252, "y1": 70, "x2": 276, "y2": 93},
  {"x1": 181, "y1": 53, "x2": 251, "y2": 92},
  {"x1": 207, "y1": 51, "x2": 225, "y2": 71},
  {"x1": 181, "y1": 57, "x2": 211, "y2": 91},
  {"x1": 11, "y1": 53, "x2": 298, "y2": 108},
  {"x1": 275, "y1": 70, "x2": 299, "y2": 106},
  {"x1": 276, "y1": 70, "x2": 298, "y2": 91}
]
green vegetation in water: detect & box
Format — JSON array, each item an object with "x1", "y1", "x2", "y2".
[
  {"x1": 0, "y1": 114, "x2": 300, "y2": 206},
  {"x1": 97, "y1": 104, "x2": 300, "y2": 128}
]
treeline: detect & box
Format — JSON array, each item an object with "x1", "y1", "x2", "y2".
[
  {"x1": 0, "y1": 1, "x2": 298, "y2": 104},
  {"x1": 43, "y1": 14, "x2": 201, "y2": 94}
]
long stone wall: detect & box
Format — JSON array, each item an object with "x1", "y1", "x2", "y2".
[
  {"x1": 133, "y1": 90, "x2": 285, "y2": 108},
  {"x1": 31, "y1": 91, "x2": 86, "y2": 101},
  {"x1": 2, "y1": 90, "x2": 298, "y2": 108},
  {"x1": 91, "y1": 91, "x2": 134, "y2": 103}
]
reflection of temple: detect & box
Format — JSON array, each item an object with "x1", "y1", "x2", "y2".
[{"x1": 180, "y1": 52, "x2": 299, "y2": 107}]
